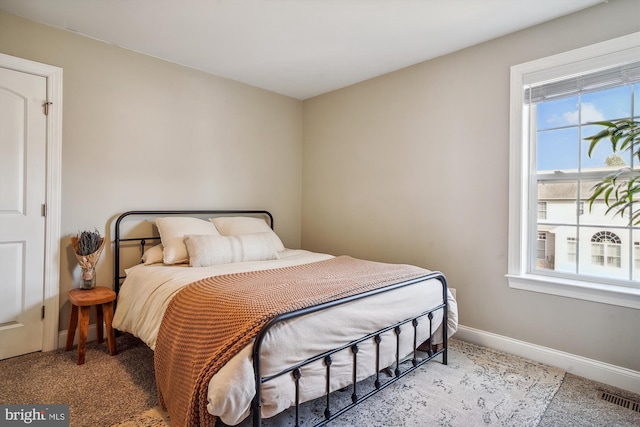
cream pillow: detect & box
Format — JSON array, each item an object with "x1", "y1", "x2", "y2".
[
  {"x1": 184, "y1": 233, "x2": 279, "y2": 267},
  {"x1": 210, "y1": 216, "x2": 285, "y2": 251},
  {"x1": 141, "y1": 243, "x2": 164, "y2": 265},
  {"x1": 155, "y1": 217, "x2": 220, "y2": 264}
]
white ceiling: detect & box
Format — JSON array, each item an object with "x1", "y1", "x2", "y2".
[{"x1": 0, "y1": 0, "x2": 604, "y2": 99}]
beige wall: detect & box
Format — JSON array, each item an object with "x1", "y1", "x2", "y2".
[
  {"x1": 302, "y1": 0, "x2": 640, "y2": 372},
  {"x1": 0, "y1": 11, "x2": 304, "y2": 329},
  {"x1": 2, "y1": 1, "x2": 640, "y2": 374}
]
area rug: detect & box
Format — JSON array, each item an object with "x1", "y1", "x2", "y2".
[{"x1": 115, "y1": 339, "x2": 565, "y2": 426}]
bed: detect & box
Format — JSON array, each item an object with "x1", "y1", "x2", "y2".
[{"x1": 111, "y1": 210, "x2": 458, "y2": 427}]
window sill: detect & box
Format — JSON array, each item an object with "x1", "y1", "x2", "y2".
[{"x1": 506, "y1": 274, "x2": 640, "y2": 310}]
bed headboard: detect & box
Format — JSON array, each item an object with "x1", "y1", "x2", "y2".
[{"x1": 113, "y1": 210, "x2": 274, "y2": 294}]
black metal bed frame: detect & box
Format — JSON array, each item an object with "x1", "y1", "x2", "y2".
[{"x1": 113, "y1": 210, "x2": 448, "y2": 427}]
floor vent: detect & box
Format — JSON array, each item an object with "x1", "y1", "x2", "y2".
[{"x1": 598, "y1": 391, "x2": 640, "y2": 412}]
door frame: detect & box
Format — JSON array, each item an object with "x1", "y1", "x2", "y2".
[{"x1": 1, "y1": 53, "x2": 62, "y2": 352}]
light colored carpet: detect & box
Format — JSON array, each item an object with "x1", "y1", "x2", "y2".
[
  {"x1": 0, "y1": 334, "x2": 157, "y2": 427},
  {"x1": 538, "y1": 373, "x2": 640, "y2": 427},
  {"x1": 2, "y1": 334, "x2": 639, "y2": 426}
]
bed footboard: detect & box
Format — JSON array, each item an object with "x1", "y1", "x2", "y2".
[{"x1": 251, "y1": 272, "x2": 448, "y2": 427}]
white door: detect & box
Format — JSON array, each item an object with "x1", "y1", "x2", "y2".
[{"x1": 0, "y1": 67, "x2": 47, "y2": 359}]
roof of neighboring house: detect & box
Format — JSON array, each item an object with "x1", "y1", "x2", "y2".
[{"x1": 538, "y1": 181, "x2": 601, "y2": 201}]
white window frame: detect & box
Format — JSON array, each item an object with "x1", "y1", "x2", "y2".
[{"x1": 507, "y1": 32, "x2": 640, "y2": 310}]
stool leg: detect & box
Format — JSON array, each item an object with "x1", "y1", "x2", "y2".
[
  {"x1": 65, "y1": 305, "x2": 79, "y2": 351},
  {"x1": 103, "y1": 301, "x2": 118, "y2": 356},
  {"x1": 77, "y1": 306, "x2": 90, "y2": 365},
  {"x1": 96, "y1": 304, "x2": 104, "y2": 343}
]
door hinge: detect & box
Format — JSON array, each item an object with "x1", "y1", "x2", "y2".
[
  {"x1": 43, "y1": 101, "x2": 52, "y2": 116},
  {"x1": 42, "y1": 306, "x2": 45, "y2": 319},
  {"x1": 41, "y1": 204, "x2": 46, "y2": 217}
]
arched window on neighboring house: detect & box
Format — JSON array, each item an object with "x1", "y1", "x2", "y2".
[{"x1": 591, "y1": 231, "x2": 622, "y2": 268}]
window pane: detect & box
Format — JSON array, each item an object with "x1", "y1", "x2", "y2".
[
  {"x1": 579, "y1": 179, "x2": 632, "y2": 227},
  {"x1": 538, "y1": 202, "x2": 547, "y2": 219},
  {"x1": 634, "y1": 83, "x2": 639, "y2": 119},
  {"x1": 581, "y1": 227, "x2": 628, "y2": 280},
  {"x1": 540, "y1": 227, "x2": 577, "y2": 274},
  {"x1": 537, "y1": 232, "x2": 547, "y2": 260},
  {"x1": 607, "y1": 243, "x2": 622, "y2": 268},
  {"x1": 535, "y1": 229, "x2": 554, "y2": 270},
  {"x1": 634, "y1": 233, "x2": 640, "y2": 281},
  {"x1": 591, "y1": 242, "x2": 605, "y2": 265},
  {"x1": 537, "y1": 180, "x2": 580, "y2": 225},
  {"x1": 581, "y1": 86, "x2": 631, "y2": 123},
  {"x1": 536, "y1": 96, "x2": 579, "y2": 130},
  {"x1": 581, "y1": 124, "x2": 631, "y2": 170},
  {"x1": 537, "y1": 128, "x2": 579, "y2": 172},
  {"x1": 567, "y1": 237, "x2": 577, "y2": 263}
]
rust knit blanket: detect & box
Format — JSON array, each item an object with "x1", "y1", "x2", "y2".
[{"x1": 154, "y1": 256, "x2": 430, "y2": 427}]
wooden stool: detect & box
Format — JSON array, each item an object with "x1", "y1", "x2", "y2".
[{"x1": 65, "y1": 286, "x2": 117, "y2": 365}]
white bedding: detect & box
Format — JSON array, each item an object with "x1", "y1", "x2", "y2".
[{"x1": 112, "y1": 249, "x2": 458, "y2": 425}]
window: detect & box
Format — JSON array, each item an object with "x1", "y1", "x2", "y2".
[
  {"x1": 591, "y1": 231, "x2": 621, "y2": 268},
  {"x1": 537, "y1": 232, "x2": 547, "y2": 259},
  {"x1": 538, "y1": 202, "x2": 547, "y2": 220},
  {"x1": 531, "y1": 70, "x2": 639, "y2": 279},
  {"x1": 567, "y1": 237, "x2": 577, "y2": 262},
  {"x1": 508, "y1": 32, "x2": 640, "y2": 310}
]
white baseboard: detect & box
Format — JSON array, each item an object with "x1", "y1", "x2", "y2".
[
  {"x1": 58, "y1": 324, "x2": 103, "y2": 349},
  {"x1": 455, "y1": 324, "x2": 640, "y2": 395}
]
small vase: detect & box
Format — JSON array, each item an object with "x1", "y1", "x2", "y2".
[{"x1": 80, "y1": 267, "x2": 96, "y2": 290}]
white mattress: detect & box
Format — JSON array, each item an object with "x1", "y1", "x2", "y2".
[{"x1": 112, "y1": 249, "x2": 458, "y2": 425}]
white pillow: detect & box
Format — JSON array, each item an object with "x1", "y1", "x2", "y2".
[
  {"x1": 210, "y1": 216, "x2": 285, "y2": 251},
  {"x1": 155, "y1": 217, "x2": 220, "y2": 264},
  {"x1": 141, "y1": 243, "x2": 164, "y2": 265},
  {"x1": 184, "y1": 233, "x2": 280, "y2": 267}
]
